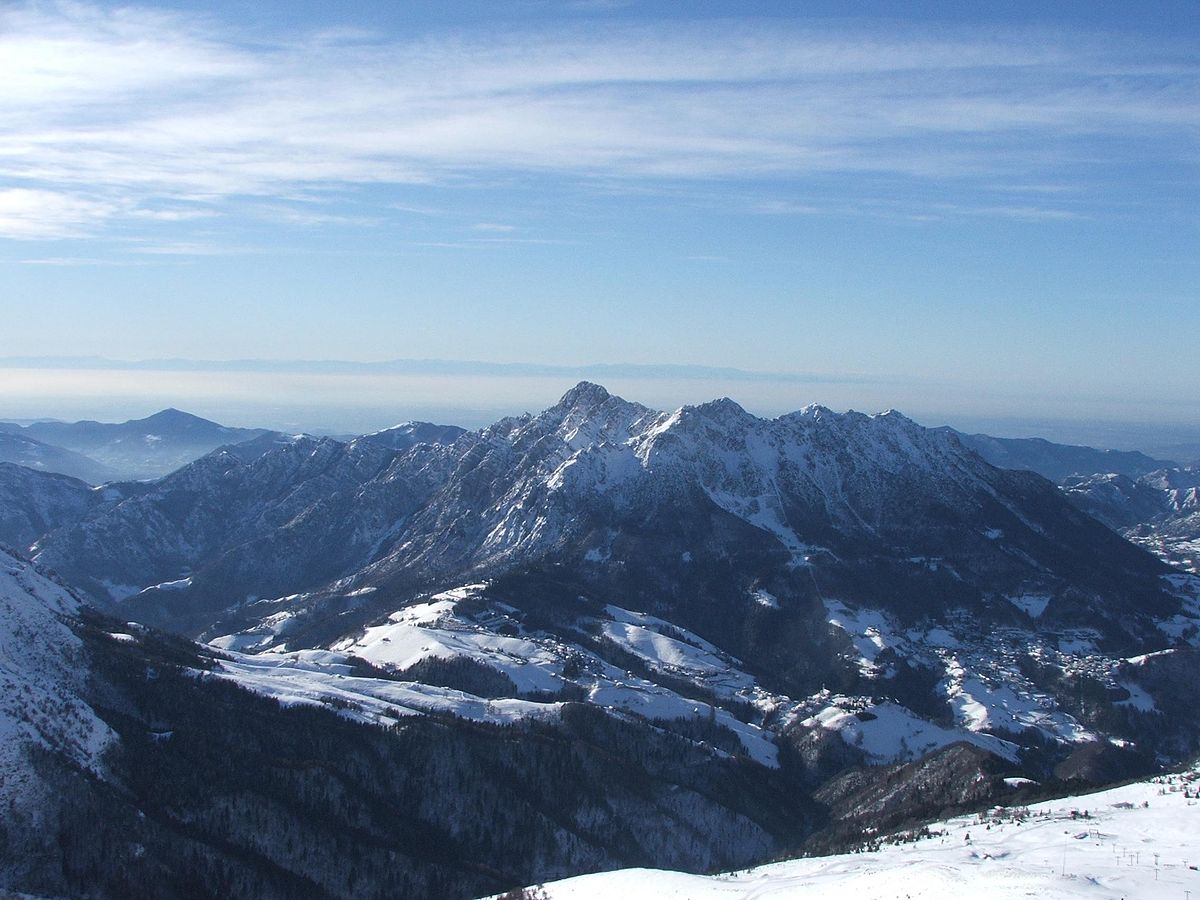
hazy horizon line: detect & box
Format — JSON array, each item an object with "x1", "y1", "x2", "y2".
[
  {"x1": 0, "y1": 355, "x2": 886, "y2": 385},
  {"x1": 3, "y1": 359, "x2": 1199, "y2": 458}
]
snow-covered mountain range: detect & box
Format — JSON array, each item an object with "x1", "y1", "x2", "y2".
[
  {"x1": 2, "y1": 382, "x2": 1200, "y2": 898},
  {"x1": 23, "y1": 383, "x2": 1182, "y2": 642},
  {"x1": 5, "y1": 384, "x2": 1196, "y2": 778}
]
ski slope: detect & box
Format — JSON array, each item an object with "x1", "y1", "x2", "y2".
[{"x1": 521, "y1": 767, "x2": 1200, "y2": 899}]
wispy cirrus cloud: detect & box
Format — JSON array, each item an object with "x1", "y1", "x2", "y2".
[
  {"x1": 0, "y1": 2, "x2": 1196, "y2": 242},
  {"x1": 0, "y1": 187, "x2": 120, "y2": 238},
  {"x1": 19, "y1": 256, "x2": 132, "y2": 266}
]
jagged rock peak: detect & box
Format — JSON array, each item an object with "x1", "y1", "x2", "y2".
[
  {"x1": 555, "y1": 381, "x2": 614, "y2": 410},
  {"x1": 540, "y1": 381, "x2": 659, "y2": 449},
  {"x1": 679, "y1": 397, "x2": 755, "y2": 427},
  {"x1": 876, "y1": 408, "x2": 917, "y2": 425},
  {"x1": 793, "y1": 403, "x2": 835, "y2": 418},
  {"x1": 544, "y1": 381, "x2": 646, "y2": 426},
  {"x1": 778, "y1": 404, "x2": 919, "y2": 427},
  {"x1": 694, "y1": 396, "x2": 750, "y2": 416}
]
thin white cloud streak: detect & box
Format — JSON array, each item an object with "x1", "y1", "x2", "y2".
[
  {"x1": 0, "y1": 186, "x2": 118, "y2": 238},
  {"x1": 18, "y1": 256, "x2": 130, "y2": 266},
  {"x1": 0, "y1": 3, "x2": 1196, "y2": 240},
  {"x1": 125, "y1": 240, "x2": 227, "y2": 256}
]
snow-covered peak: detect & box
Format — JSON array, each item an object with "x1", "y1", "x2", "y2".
[
  {"x1": 555, "y1": 380, "x2": 612, "y2": 411},
  {"x1": 655, "y1": 397, "x2": 756, "y2": 442},
  {"x1": 534, "y1": 386, "x2": 944, "y2": 478},
  {"x1": 449, "y1": 385, "x2": 992, "y2": 540},
  {"x1": 687, "y1": 396, "x2": 753, "y2": 421},
  {"x1": 779, "y1": 404, "x2": 916, "y2": 431},
  {"x1": 789, "y1": 402, "x2": 836, "y2": 420},
  {"x1": 356, "y1": 421, "x2": 467, "y2": 452},
  {"x1": 539, "y1": 382, "x2": 659, "y2": 450},
  {"x1": 876, "y1": 407, "x2": 919, "y2": 427},
  {"x1": 484, "y1": 385, "x2": 995, "y2": 560}
]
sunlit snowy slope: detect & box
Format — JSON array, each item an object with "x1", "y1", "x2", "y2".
[
  {"x1": 525, "y1": 766, "x2": 1200, "y2": 899},
  {"x1": 0, "y1": 548, "x2": 113, "y2": 809}
]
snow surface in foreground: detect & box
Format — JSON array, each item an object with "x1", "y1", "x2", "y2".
[{"x1": 519, "y1": 768, "x2": 1200, "y2": 899}]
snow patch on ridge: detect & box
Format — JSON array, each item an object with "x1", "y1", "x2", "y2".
[
  {"x1": 825, "y1": 600, "x2": 893, "y2": 676},
  {"x1": 799, "y1": 695, "x2": 1019, "y2": 763},
  {"x1": 207, "y1": 652, "x2": 563, "y2": 729},
  {"x1": 750, "y1": 588, "x2": 779, "y2": 609},
  {"x1": 1006, "y1": 593, "x2": 1051, "y2": 619}
]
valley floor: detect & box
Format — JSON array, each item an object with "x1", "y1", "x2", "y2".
[{"x1": 524, "y1": 767, "x2": 1200, "y2": 899}]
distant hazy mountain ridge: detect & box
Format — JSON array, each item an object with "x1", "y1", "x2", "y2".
[
  {"x1": 0, "y1": 430, "x2": 120, "y2": 483},
  {"x1": 939, "y1": 427, "x2": 1173, "y2": 482},
  {"x1": 0, "y1": 409, "x2": 273, "y2": 481}
]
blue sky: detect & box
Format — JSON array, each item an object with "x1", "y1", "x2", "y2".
[{"x1": 0, "y1": 1, "x2": 1197, "y2": 436}]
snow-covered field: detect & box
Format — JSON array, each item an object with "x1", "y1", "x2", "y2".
[
  {"x1": 205, "y1": 575, "x2": 1199, "y2": 776},
  {"x1": 206, "y1": 586, "x2": 783, "y2": 766},
  {"x1": 520, "y1": 767, "x2": 1200, "y2": 899},
  {"x1": 795, "y1": 694, "x2": 1019, "y2": 763},
  {"x1": 818, "y1": 598, "x2": 1113, "y2": 753}
]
